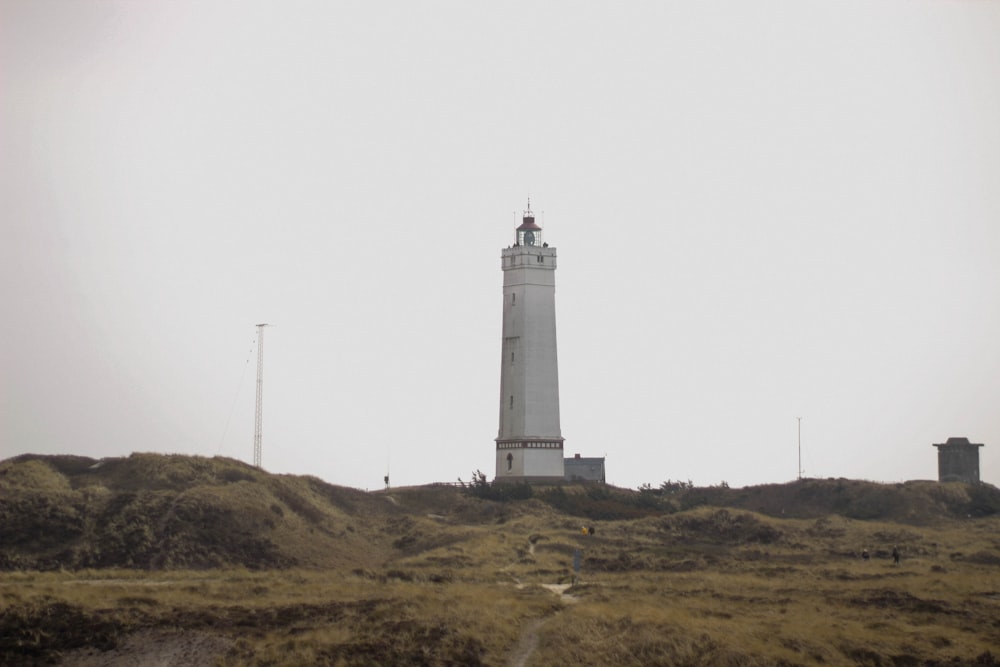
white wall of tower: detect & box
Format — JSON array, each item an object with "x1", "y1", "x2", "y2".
[
  {"x1": 495, "y1": 443, "x2": 565, "y2": 480},
  {"x1": 495, "y1": 242, "x2": 564, "y2": 480}
]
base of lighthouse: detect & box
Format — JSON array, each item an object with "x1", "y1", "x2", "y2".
[{"x1": 495, "y1": 440, "x2": 565, "y2": 483}]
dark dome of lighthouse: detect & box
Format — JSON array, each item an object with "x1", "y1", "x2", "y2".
[{"x1": 517, "y1": 203, "x2": 541, "y2": 231}]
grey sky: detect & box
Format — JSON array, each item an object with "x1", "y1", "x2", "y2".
[{"x1": 2, "y1": 0, "x2": 998, "y2": 489}]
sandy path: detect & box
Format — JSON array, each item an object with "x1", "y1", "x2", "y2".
[
  {"x1": 506, "y1": 616, "x2": 546, "y2": 667},
  {"x1": 506, "y1": 579, "x2": 578, "y2": 667}
]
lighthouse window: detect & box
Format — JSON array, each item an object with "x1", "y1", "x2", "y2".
[
  {"x1": 506, "y1": 453, "x2": 513, "y2": 471},
  {"x1": 511, "y1": 351, "x2": 514, "y2": 365},
  {"x1": 509, "y1": 395, "x2": 513, "y2": 409},
  {"x1": 512, "y1": 293, "x2": 515, "y2": 305}
]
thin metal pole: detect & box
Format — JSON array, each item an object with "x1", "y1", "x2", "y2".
[{"x1": 254, "y1": 323, "x2": 268, "y2": 469}]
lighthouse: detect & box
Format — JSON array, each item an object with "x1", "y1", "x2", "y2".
[{"x1": 495, "y1": 201, "x2": 565, "y2": 482}]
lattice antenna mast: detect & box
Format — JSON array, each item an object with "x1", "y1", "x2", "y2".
[
  {"x1": 796, "y1": 417, "x2": 803, "y2": 480},
  {"x1": 254, "y1": 323, "x2": 269, "y2": 469}
]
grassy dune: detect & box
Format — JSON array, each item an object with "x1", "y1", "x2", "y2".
[{"x1": 1, "y1": 454, "x2": 999, "y2": 665}]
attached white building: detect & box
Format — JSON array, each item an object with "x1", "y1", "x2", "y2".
[{"x1": 495, "y1": 202, "x2": 565, "y2": 483}]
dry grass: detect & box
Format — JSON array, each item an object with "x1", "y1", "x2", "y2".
[
  {"x1": 8, "y1": 507, "x2": 996, "y2": 665},
  {"x1": 0, "y1": 568, "x2": 559, "y2": 665},
  {"x1": 3, "y1": 455, "x2": 1000, "y2": 665},
  {"x1": 521, "y1": 510, "x2": 1000, "y2": 666}
]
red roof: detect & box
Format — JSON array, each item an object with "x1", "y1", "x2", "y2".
[{"x1": 517, "y1": 215, "x2": 541, "y2": 232}]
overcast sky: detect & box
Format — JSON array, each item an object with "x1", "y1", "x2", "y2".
[{"x1": 2, "y1": 0, "x2": 999, "y2": 490}]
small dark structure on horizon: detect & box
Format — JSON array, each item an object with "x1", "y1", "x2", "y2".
[
  {"x1": 564, "y1": 453, "x2": 606, "y2": 483},
  {"x1": 933, "y1": 437, "x2": 984, "y2": 484}
]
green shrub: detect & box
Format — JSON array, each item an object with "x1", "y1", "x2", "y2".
[{"x1": 459, "y1": 471, "x2": 533, "y2": 502}]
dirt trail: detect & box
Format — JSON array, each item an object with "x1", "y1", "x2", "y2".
[
  {"x1": 501, "y1": 535, "x2": 579, "y2": 666},
  {"x1": 539, "y1": 583, "x2": 577, "y2": 602},
  {"x1": 506, "y1": 585, "x2": 576, "y2": 667},
  {"x1": 507, "y1": 617, "x2": 546, "y2": 667},
  {"x1": 506, "y1": 575, "x2": 577, "y2": 665}
]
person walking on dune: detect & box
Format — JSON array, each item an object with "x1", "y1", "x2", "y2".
[{"x1": 892, "y1": 546, "x2": 900, "y2": 566}]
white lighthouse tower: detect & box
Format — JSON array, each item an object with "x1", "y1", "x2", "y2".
[{"x1": 495, "y1": 201, "x2": 565, "y2": 482}]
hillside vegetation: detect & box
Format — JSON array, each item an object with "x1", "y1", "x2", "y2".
[
  {"x1": 2, "y1": 453, "x2": 1000, "y2": 666},
  {"x1": 0, "y1": 453, "x2": 406, "y2": 571}
]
